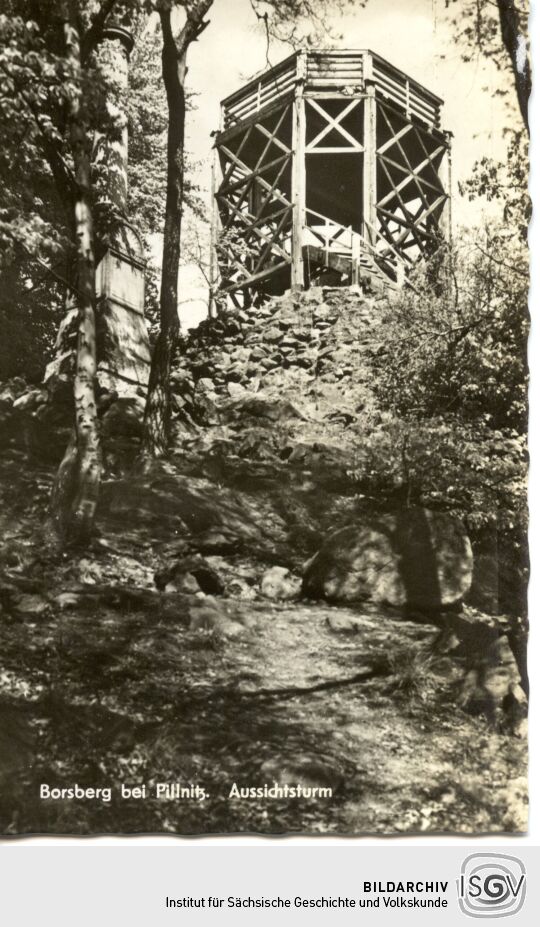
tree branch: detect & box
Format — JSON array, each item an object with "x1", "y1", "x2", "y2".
[
  {"x1": 249, "y1": 0, "x2": 271, "y2": 67},
  {"x1": 472, "y1": 241, "x2": 529, "y2": 278},
  {"x1": 175, "y1": 0, "x2": 213, "y2": 57}
]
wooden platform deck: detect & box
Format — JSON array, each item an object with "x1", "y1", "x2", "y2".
[{"x1": 221, "y1": 50, "x2": 443, "y2": 133}]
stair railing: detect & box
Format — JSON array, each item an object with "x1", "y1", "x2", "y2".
[{"x1": 302, "y1": 208, "x2": 414, "y2": 291}]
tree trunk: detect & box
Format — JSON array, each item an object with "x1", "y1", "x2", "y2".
[
  {"x1": 141, "y1": 10, "x2": 187, "y2": 457},
  {"x1": 51, "y1": 16, "x2": 101, "y2": 546},
  {"x1": 496, "y1": 0, "x2": 531, "y2": 133}
]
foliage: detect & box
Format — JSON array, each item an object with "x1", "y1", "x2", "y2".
[
  {"x1": 349, "y1": 413, "x2": 526, "y2": 538},
  {"x1": 0, "y1": 9, "x2": 71, "y2": 254},
  {"x1": 0, "y1": 264, "x2": 64, "y2": 382},
  {"x1": 459, "y1": 129, "x2": 530, "y2": 241},
  {"x1": 442, "y1": 0, "x2": 530, "y2": 128},
  {"x1": 216, "y1": 218, "x2": 265, "y2": 291},
  {"x1": 444, "y1": 0, "x2": 516, "y2": 66},
  {"x1": 0, "y1": 6, "x2": 74, "y2": 380},
  {"x1": 385, "y1": 645, "x2": 438, "y2": 704},
  {"x1": 372, "y1": 233, "x2": 528, "y2": 434}
]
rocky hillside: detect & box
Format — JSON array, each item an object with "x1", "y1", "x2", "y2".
[
  {"x1": 170, "y1": 286, "x2": 384, "y2": 448},
  {"x1": 0, "y1": 285, "x2": 529, "y2": 836}
]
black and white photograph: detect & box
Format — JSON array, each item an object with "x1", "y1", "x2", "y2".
[{"x1": 0, "y1": 0, "x2": 530, "y2": 837}]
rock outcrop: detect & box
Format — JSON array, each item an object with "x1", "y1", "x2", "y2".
[{"x1": 302, "y1": 508, "x2": 473, "y2": 610}]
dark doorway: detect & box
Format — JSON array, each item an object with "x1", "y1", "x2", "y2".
[{"x1": 305, "y1": 153, "x2": 363, "y2": 232}]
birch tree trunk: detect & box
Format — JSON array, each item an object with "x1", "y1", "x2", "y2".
[{"x1": 51, "y1": 13, "x2": 101, "y2": 545}]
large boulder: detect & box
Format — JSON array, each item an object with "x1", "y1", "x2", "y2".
[{"x1": 302, "y1": 508, "x2": 473, "y2": 610}]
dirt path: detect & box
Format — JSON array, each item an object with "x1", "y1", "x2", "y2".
[{"x1": 0, "y1": 591, "x2": 527, "y2": 836}]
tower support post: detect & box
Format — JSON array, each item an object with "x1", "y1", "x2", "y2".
[
  {"x1": 291, "y1": 52, "x2": 307, "y2": 291},
  {"x1": 362, "y1": 79, "x2": 377, "y2": 248},
  {"x1": 440, "y1": 130, "x2": 453, "y2": 244},
  {"x1": 208, "y1": 147, "x2": 220, "y2": 317}
]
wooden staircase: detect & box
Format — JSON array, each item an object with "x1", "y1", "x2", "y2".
[{"x1": 303, "y1": 242, "x2": 400, "y2": 292}]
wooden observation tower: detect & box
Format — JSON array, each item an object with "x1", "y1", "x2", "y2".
[{"x1": 211, "y1": 50, "x2": 451, "y2": 309}]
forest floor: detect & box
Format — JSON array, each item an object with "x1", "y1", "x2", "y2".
[{"x1": 0, "y1": 445, "x2": 527, "y2": 837}]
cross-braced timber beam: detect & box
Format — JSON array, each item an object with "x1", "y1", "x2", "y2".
[
  {"x1": 374, "y1": 100, "x2": 450, "y2": 262},
  {"x1": 214, "y1": 98, "x2": 294, "y2": 302}
]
